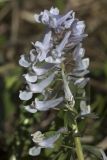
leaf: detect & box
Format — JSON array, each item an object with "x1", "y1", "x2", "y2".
[{"x1": 83, "y1": 145, "x2": 106, "y2": 159}]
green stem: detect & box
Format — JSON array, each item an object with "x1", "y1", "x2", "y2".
[
  {"x1": 72, "y1": 121, "x2": 84, "y2": 160},
  {"x1": 61, "y1": 63, "x2": 84, "y2": 160}
]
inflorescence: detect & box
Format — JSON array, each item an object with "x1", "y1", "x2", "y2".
[{"x1": 19, "y1": 7, "x2": 90, "y2": 156}]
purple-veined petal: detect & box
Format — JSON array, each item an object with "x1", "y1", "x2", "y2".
[
  {"x1": 23, "y1": 73, "x2": 37, "y2": 83},
  {"x1": 35, "y1": 97, "x2": 63, "y2": 111},
  {"x1": 29, "y1": 146, "x2": 41, "y2": 156},
  {"x1": 28, "y1": 72, "x2": 56, "y2": 93},
  {"x1": 19, "y1": 90, "x2": 33, "y2": 100},
  {"x1": 19, "y1": 55, "x2": 31, "y2": 68},
  {"x1": 39, "y1": 133, "x2": 60, "y2": 148}
]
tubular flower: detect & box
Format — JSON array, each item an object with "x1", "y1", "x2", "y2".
[{"x1": 19, "y1": 7, "x2": 90, "y2": 156}]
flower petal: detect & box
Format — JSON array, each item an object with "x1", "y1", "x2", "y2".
[
  {"x1": 35, "y1": 97, "x2": 63, "y2": 111},
  {"x1": 68, "y1": 70, "x2": 89, "y2": 78},
  {"x1": 74, "y1": 78, "x2": 89, "y2": 88},
  {"x1": 32, "y1": 131, "x2": 44, "y2": 143},
  {"x1": 43, "y1": 31, "x2": 52, "y2": 47},
  {"x1": 32, "y1": 63, "x2": 54, "y2": 76},
  {"x1": 24, "y1": 105, "x2": 37, "y2": 113},
  {"x1": 57, "y1": 11, "x2": 73, "y2": 26},
  {"x1": 56, "y1": 31, "x2": 71, "y2": 57},
  {"x1": 19, "y1": 90, "x2": 33, "y2": 100},
  {"x1": 80, "y1": 101, "x2": 91, "y2": 115},
  {"x1": 29, "y1": 49, "x2": 36, "y2": 62},
  {"x1": 75, "y1": 58, "x2": 89, "y2": 71},
  {"x1": 19, "y1": 55, "x2": 31, "y2": 68},
  {"x1": 62, "y1": 70, "x2": 75, "y2": 106},
  {"x1": 73, "y1": 21, "x2": 85, "y2": 35},
  {"x1": 23, "y1": 73, "x2": 37, "y2": 83},
  {"x1": 28, "y1": 72, "x2": 56, "y2": 93},
  {"x1": 34, "y1": 14, "x2": 41, "y2": 23},
  {"x1": 29, "y1": 146, "x2": 41, "y2": 156},
  {"x1": 39, "y1": 134, "x2": 60, "y2": 148},
  {"x1": 45, "y1": 56, "x2": 63, "y2": 64},
  {"x1": 50, "y1": 7, "x2": 59, "y2": 15}
]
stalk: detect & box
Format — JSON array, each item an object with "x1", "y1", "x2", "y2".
[
  {"x1": 61, "y1": 63, "x2": 84, "y2": 160},
  {"x1": 72, "y1": 121, "x2": 84, "y2": 160}
]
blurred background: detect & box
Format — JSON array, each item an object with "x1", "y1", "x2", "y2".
[{"x1": 0, "y1": 0, "x2": 107, "y2": 159}]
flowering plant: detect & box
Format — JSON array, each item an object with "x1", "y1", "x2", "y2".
[{"x1": 19, "y1": 7, "x2": 107, "y2": 160}]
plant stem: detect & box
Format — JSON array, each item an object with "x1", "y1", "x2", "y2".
[
  {"x1": 72, "y1": 121, "x2": 84, "y2": 160},
  {"x1": 61, "y1": 63, "x2": 84, "y2": 160}
]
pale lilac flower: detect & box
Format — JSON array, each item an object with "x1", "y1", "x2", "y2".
[
  {"x1": 29, "y1": 131, "x2": 60, "y2": 156},
  {"x1": 19, "y1": 54, "x2": 31, "y2": 68},
  {"x1": 34, "y1": 31, "x2": 52, "y2": 62},
  {"x1": 24, "y1": 97, "x2": 63, "y2": 113},
  {"x1": 19, "y1": 90, "x2": 33, "y2": 101},
  {"x1": 27, "y1": 72, "x2": 56, "y2": 93},
  {"x1": 23, "y1": 72, "x2": 37, "y2": 83},
  {"x1": 19, "y1": 7, "x2": 90, "y2": 157},
  {"x1": 80, "y1": 100, "x2": 91, "y2": 116}
]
